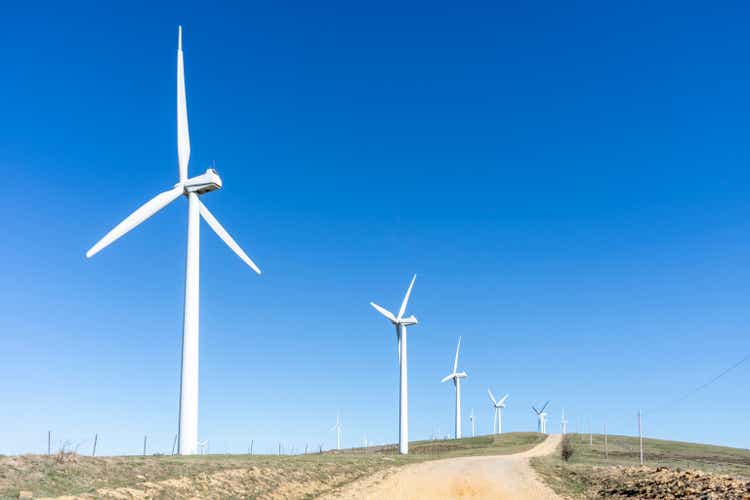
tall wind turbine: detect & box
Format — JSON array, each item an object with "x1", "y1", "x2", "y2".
[
  {"x1": 487, "y1": 389, "x2": 509, "y2": 434},
  {"x1": 330, "y1": 414, "x2": 342, "y2": 450},
  {"x1": 441, "y1": 336, "x2": 468, "y2": 439},
  {"x1": 370, "y1": 275, "x2": 418, "y2": 454},
  {"x1": 532, "y1": 401, "x2": 550, "y2": 434},
  {"x1": 85, "y1": 27, "x2": 261, "y2": 455},
  {"x1": 561, "y1": 408, "x2": 568, "y2": 435}
]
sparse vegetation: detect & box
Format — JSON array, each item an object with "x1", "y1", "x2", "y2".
[
  {"x1": 0, "y1": 432, "x2": 545, "y2": 498},
  {"x1": 532, "y1": 433, "x2": 750, "y2": 499}
]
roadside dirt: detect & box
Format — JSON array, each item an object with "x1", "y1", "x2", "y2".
[
  {"x1": 323, "y1": 434, "x2": 562, "y2": 500},
  {"x1": 593, "y1": 465, "x2": 750, "y2": 499}
]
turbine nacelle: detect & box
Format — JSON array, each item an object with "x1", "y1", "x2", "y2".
[
  {"x1": 182, "y1": 168, "x2": 222, "y2": 195},
  {"x1": 441, "y1": 371, "x2": 468, "y2": 383},
  {"x1": 397, "y1": 315, "x2": 418, "y2": 326}
]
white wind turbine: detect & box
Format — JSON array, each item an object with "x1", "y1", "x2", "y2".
[
  {"x1": 532, "y1": 401, "x2": 550, "y2": 434},
  {"x1": 469, "y1": 409, "x2": 476, "y2": 437},
  {"x1": 370, "y1": 274, "x2": 418, "y2": 454},
  {"x1": 85, "y1": 27, "x2": 261, "y2": 455},
  {"x1": 198, "y1": 440, "x2": 209, "y2": 455},
  {"x1": 441, "y1": 336, "x2": 468, "y2": 439},
  {"x1": 487, "y1": 389, "x2": 509, "y2": 434},
  {"x1": 561, "y1": 408, "x2": 568, "y2": 435},
  {"x1": 330, "y1": 414, "x2": 342, "y2": 450}
]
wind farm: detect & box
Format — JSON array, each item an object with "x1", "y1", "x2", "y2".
[{"x1": 4, "y1": 3, "x2": 750, "y2": 499}]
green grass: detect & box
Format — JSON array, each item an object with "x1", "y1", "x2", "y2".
[
  {"x1": 0, "y1": 433, "x2": 545, "y2": 498},
  {"x1": 531, "y1": 433, "x2": 750, "y2": 499}
]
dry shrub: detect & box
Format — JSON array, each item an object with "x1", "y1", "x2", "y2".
[{"x1": 561, "y1": 435, "x2": 574, "y2": 462}]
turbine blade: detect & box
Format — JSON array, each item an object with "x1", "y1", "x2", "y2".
[
  {"x1": 397, "y1": 325, "x2": 401, "y2": 364},
  {"x1": 441, "y1": 373, "x2": 455, "y2": 383},
  {"x1": 370, "y1": 302, "x2": 396, "y2": 322},
  {"x1": 532, "y1": 406, "x2": 539, "y2": 414},
  {"x1": 198, "y1": 200, "x2": 261, "y2": 274},
  {"x1": 540, "y1": 400, "x2": 550, "y2": 412},
  {"x1": 487, "y1": 388, "x2": 497, "y2": 404},
  {"x1": 177, "y1": 26, "x2": 190, "y2": 182},
  {"x1": 397, "y1": 274, "x2": 416, "y2": 320},
  {"x1": 86, "y1": 186, "x2": 183, "y2": 258},
  {"x1": 453, "y1": 336, "x2": 461, "y2": 373},
  {"x1": 499, "y1": 394, "x2": 509, "y2": 405},
  {"x1": 397, "y1": 326, "x2": 401, "y2": 363}
]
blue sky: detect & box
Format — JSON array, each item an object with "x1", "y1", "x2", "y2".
[{"x1": 2, "y1": 1, "x2": 750, "y2": 455}]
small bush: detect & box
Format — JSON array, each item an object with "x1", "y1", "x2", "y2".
[{"x1": 561, "y1": 436, "x2": 574, "y2": 462}]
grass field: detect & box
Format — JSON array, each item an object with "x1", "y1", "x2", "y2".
[
  {"x1": 0, "y1": 432, "x2": 545, "y2": 499},
  {"x1": 532, "y1": 433, "x2": 750, "y2": 498}
]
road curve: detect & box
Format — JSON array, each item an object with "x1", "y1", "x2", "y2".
[{"x1": 326, "y1": 434, "x2": 562, "y2": 500}]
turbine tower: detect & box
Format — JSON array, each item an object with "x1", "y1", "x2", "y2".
[
  {"x1": 370, "y1": 275, "x2": 418, "y2": 454},
  {"x1": 487, "y1": 389, "x2": 509, "y2": 434},
  {"x1": 469, "y1": 409, "x2": 475, "y2": 437},
  {"x1": 441, "y1": 336, "x2": 468, "y2": 439},
  {"x1": 561, "y1": 408, "x2": 568, "y2": 435},
  {"x1": 532, "y1": 401, "x2": 550, "y2": 434},
  {"x1": 330, "y1": 414, "x2": 342, "y2": 450},
  {"x1": 85, "y1": 27, "x2": 261, "y2": 455}
]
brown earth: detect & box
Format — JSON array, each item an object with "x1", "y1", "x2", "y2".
[{"x1": 591, "y1": 465, "x2": 750, "y2": 499}]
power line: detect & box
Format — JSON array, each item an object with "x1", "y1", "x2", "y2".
[{"x1": 648, "y1": 351, "x2": 750, "y2": 415}]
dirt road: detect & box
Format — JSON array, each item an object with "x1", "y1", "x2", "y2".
[{"x1": 325, "y1": 434, "x2": 562, "y2": 500}]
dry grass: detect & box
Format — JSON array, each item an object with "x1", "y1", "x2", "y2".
[
  {"x1": 0, "y1": 433, "x2": 545, "y2": 498},
  {"x1": 531, "y1": 433, "x2": 750, "y2": 499}
]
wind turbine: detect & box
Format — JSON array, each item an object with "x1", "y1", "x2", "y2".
[
  {"x1": 330, "y1": 414, "x2": 342, "y2": 450},
  {"x1": 487, "y1": 389, "x2": 509, "y2": 434},
  {"x1": 532, "y1": 401, "x2": 550, "y2": 434},
  {"x1": 441, "y1": 336, "x2": 468, "y2": 439},
  {"x1": 370, "y1": 275, "x2": 418, "y2": 454},
  {"x1": 85, "y1": 27, "x2": 261, "y2": 455},
  {"x1": 198, "y1": 440, "x2": 209, "y2": 455},
  {"x1": 469, "y1": 409, "x2": 476, "y2": 437},
  {"x1": 561, "y1": 408, "x2": 568, "y2": 435}
]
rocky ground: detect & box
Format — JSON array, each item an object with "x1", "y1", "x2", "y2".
[{"x1": 581, "y1": 465, "x2": 750, "y2": 499}]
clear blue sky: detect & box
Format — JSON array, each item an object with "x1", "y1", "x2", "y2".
[{"x1": 2, "y1": 1, "x2": 750, "y2": 455}]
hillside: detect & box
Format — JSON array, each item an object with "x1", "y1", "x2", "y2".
[
  {"x1": 532, "y1": 433, "x2": 750, "y2": 499},
  {"x1": 0, "y1": 433, "x2": 544, "y2": 499}
]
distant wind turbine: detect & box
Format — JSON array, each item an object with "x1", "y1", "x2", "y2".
[
  {"x1": 441, "y1": 336, "x2": 468, "y2": 439},
  {"x1": 561, "y1": 408, "x2": 568, "y2": 435},
  {"x1": 487, "y1": 389, "x2": 509, "y2": 434},
  {"x1": 370, "y1": 275, "x2": 418, "y2": 454},
  {"x1": 532, "y1": 401, "x2": 550, "y2": 434},
  {"x1": 198, "y1": 440, "x2": 209, "y2": 455},
  {"x1": 85, "y1": 26, "x2": 261, "y2": 455},
  {"x1": 469, "y1": 409, "x2": 476, "y2": 437},
  {"x1": 330, "y1": 414, "x2": 342, "y2": 450}
]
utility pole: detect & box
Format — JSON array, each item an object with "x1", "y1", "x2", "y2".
[
  {"x1": 604, "y1": 424, "x2": 608, "y2": 460},
  {"x1": 589, "y1": 418, "x2": 592, "y2": 447},
  {"x1": 92, "y1": 434, "x2": 98, "y2": 457},
  {"x1": 48, "y1": 431, "x2": 51, "y2": 455},
  {"x1": 143, "y1": 435, "x2": 147, "y2": 457},
  {"x1": 638, "y1": 410, "x2": 644, "y2": 465}
]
